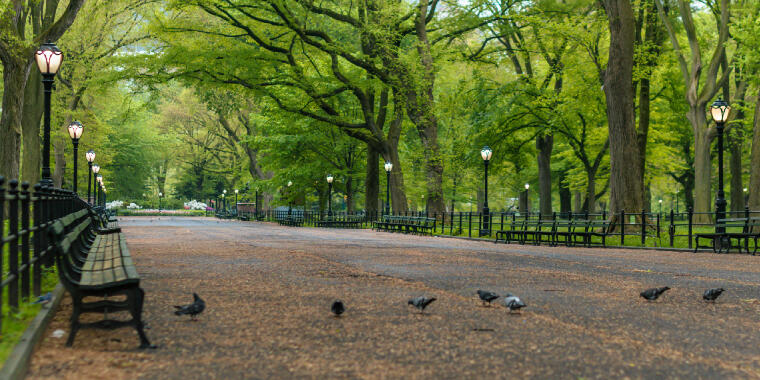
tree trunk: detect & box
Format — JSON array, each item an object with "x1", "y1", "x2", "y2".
[
  {"x1": 365, "y1": 143, "x2": 379, "y2": 214},
  {"x1": 573, "y1": 191, "x2": 582, "y2": 213},
  {"x1": 0, "y1": 59, "x2": 31, "y2": 180},
  {"x1": 519, "y1": 190, "x2": 528, "y2": 214},
  {"x1": 52, "y1": 137, "x2": 66, "y2": 188},
  {"x1": 583, "y1": 175, "x2": 596, "y2": 213},
  {"x1": 728, "y1": 129, "x2": 744, "y2": 212},
  {"x1": 405, "y1": 0, "x2": 445, "y2": 215},
  {"x1": 346, "y1": 175, "x2": 354, "y2": 213},
  {"x1": 383, "y1": 142, "x2": 408, "y2": 213},
  {"x1": 21, "y1": 70, "x2": 44, "y2": 185},
  {"x1": 604, "y1": 0, "x2": 643, "y2": 219},
  {"x1": 536, "y1": 134, "x2": 553, "y2": 216},
  {"x1": 749, "y1": 88, "x2": 760, "y2": 210},
  {"x1": 690, "y1": 109, "x2": 713, "y2": 222},
  {"x1": 558, "y1": 175, "x2": 571, "y2": 215}
]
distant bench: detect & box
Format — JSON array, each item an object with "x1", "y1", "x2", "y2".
[
  {"x1": 315, "y1": 215, "x2": 364, "y2": 229},
  {"x1": 48, "y1": 208, "x2": 153, "y2": 349},
  {"x1": 495, "y1": 219, "x2": 611, "y2": 248},
  {"x1": 373, "y1": 216, "x2": 436, "y2": 236},
  {"x1": 277, "y1": 215, "x2": 304, "y2": 227}
]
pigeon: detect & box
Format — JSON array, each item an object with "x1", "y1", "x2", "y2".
[
  {"x1": 477, "y1": 290, "x2": 500, "y2": 306},
  {"x1": 32, "y1": 292, "x2": 52, "y2": 305},
  {"x1": 640, "y1": 287, "x2": 670, "y2": 301},
  {"x1": 174, "y1": 293, "x2": 205, "y2": 321},
  {"x1": 703, "y1": 288, "x2": 725, "y2": 302},
  {"x1": 503, "y1": 294, "x2": 526, "y2": 313},
  {"x1": 331, "y1": 300, "x2": 345, "y2": 316},
  {"x1": 408, "y1": 296, "x2": 437, "y2": 314}
]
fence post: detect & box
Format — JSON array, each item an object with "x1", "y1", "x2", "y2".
[
  {"x1": 620, "y1": 209, "x2": 625, "y2": 246},
  {"x1": 8, "y1": 180, "x2": 19, "y2": 311},
  {"x1": 669, "y1": 209, "x2": 675, "y2": 247},
  {"x1": 687, "y1": 207, "x2": 693, "y2": 249},
  {"x1": 20, "y1": 182, "x2": 30, "y2": 301},
  {"x1": 745, "y1": 206, "x2": 750, "y2": 220},
  {"x1": 641, "y1": 209, "x2": 646, "y2": 245},
  {"x1": 468, "y1": 211, "x2": 472, "y2": 237}
]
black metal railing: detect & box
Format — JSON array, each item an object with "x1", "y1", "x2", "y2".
[
  {"x1": 0, "y1": 177, "x2": 86, "y2": 332},
  {"x1": 227, "y1": 205, "x2": 760, "y2": 251}
]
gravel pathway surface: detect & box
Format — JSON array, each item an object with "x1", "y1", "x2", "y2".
[{"x1": 25, "y1": 217, "x2": 760, "y2": 379}]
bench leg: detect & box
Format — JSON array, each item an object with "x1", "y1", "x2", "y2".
[
  {"x1": 129, "y1": 287, "x2": 155, "y2": 349},
  {"x1": 66, "y1": 296, "x2": 82, "y2": 347}
]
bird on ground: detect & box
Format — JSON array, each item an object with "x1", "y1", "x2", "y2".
[
  {"x1": 477, "y1": 290, "x2": 500, "y2": 306},
  {"x1": 32, "y1": 292, "x2": 52, "y2": 305},
  {"x1": 408, "y1": 296, "x2": 437, "y2": 314},
  {"x1": 174, "y1": 293, "x2": 205, "y2": 321},
  {"x1": 640, "y1": 287, "x2": 670, "y2": 301},
  {"x1": 503, "y1": 294, "x2": 526, "y2": 313},
  {"x1": 703, "y1": 288, "x2": 725, "y2": 302},
  {"x1": 331, "y1": 300, "x2": 345, "y2": 317}
]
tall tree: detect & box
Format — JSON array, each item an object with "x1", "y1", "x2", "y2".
[
  {"x1": 0, "y1": 0, "x2": 86, "y2": 179},
  {"x1": 655, "y1": 0, "x2": 732, "y2": 221},
  {"x1": 603, "y1": 0, "x2": 643, "y2": 216}
]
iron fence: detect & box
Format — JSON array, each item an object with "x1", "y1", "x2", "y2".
[{"x1": 0, "y1": 177, "x2": 86, "y2": 332}]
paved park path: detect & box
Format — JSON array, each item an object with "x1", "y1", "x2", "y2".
[{"x1": 25, "y1": 217, "x2": 760, "y2": 379}]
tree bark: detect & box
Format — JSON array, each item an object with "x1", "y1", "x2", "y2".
[
  {"x1": 689, "y1": 110, "x2": 713, "y2": 220},
  {"x1": 365, "y1": 143, "x2": 379, "y2": 214},
  {"x1": 558, "y1": 173, "x2": 571, "y2": 215},
  {"x1": 728, "y1": 129, "x2": 744, "y2": 212},
  {"x1": 573, "y1": 190, "x2": 582, "y2": 213},
  {"x1": 749, "y1": 87, "x2": 760, "y2": 210},
  {"x1": 604, "y1": 0, "x2": 643, "y2": 218},
  {"x1": 536, "y1": 134, "x2": 553, "y2": 216},
  {"x1": 0, "y1": 59, "x2": 30, "y2": 179},
  {"x1": 21, "y1": 70, "x2": 44, "y2": 184},
  {"x1": 52, "y1": 137, "x2": 66, "y2": 188}
]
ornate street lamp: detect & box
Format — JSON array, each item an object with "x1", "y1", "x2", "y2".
[
  {"x1": 326, "y1": 175, "x2": 334, "y2": 217},
  {"x1": 96, "y1": 174, "x2": 103, "y2": 206},
  {"x1": 480, "y1": 146, "x2": 493, "y2": 236},
  {"x1": 85, "y1": 150, "x2": 95, "y2": 204},
  {"x1": 92, "y1": 164, "x2": 100, "y2": 205},
  {"x1": 744, "y1": 187, "x2": 749, "y2": 207},
  {"x1": 159, "y1": 191, "x2": 163, "y2": 211},
  {"x1": 384, "y1": 161, "x2": 393, "y2": 216},
  {"x1": 711, "y1": 98, "x2": 731, "y2": 235},
  {"x1": 35, "y1": 42, "x2": 63, "y2": 187},
  {"x1": 658, "y1": 199, "x2": 663, "y2": 216},
  {"x1": 67, "y1": 121, "x2": 83, "y2": 193}
]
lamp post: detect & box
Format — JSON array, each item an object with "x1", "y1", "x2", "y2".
[
  {"x1": 384, "y1": 161, "x2": 393, "y2": 215},
  {"x1": 658, "y1": 199, "x2": 662, "y2": 216},
  {"x1": 35, "y1": 42, "x2": 63, "y2": 187},
  {"x1": 255, "y1": 188, "x2": 259, "y2": 219},
  {"x1": 85, "y1": 150, "x2": 95, "y2": 204},
  {"x1": 92, "y1": 164, "x2": 100, "y2": 205},
  {"x1": 67, "y1": 121, "x2": 83, "y2": 192},
  {"x1": 234, "y1": 189, "x2": 239, "y2": 215},
  {"x1": 96, "y1": 174, "x2": 103, "y2": 206},
  {"x1": 159, "y1": 192, "x2": 163, "y2": 211},
  {"x1": 480, "y1": 146, "x2": 492, "y2": 236},
  {"x1": 744, "y1": 187, "x2": 749, "y2": 208},
  {"x1": 287, "y1": 181, "x2": 293, "y2": 216},
  {"x1": 524, "y1": 183, "x2": 530, "y2": 213},
  {"x1": 711, "y1": 98, "x2": 730, "y2": 235},
  {"x1": 326, "y1": 175, "x2": 334, "y2": 217}
]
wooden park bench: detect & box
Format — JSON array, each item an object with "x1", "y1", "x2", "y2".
[
  {"x1": 495, "y1": 219, "x2": 526, "y2": 244},
  {"x1": 48, "y1": 208, "x2": 154, "y2": 349},
  {"x1": 277, "y1": 215, "x2": 304, "y2": 227},
  {"x1": 694, "y1": 218, "x2": 752, "y2": 253},
  {"x1": 316, "y1": 215, "x2": 364, "y2": 229},
  {"x1": 373, "y1": 216, "x2": 436, "y2": 235}
]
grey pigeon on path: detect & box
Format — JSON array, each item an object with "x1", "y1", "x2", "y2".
[
  {"x1": 503, "y1": 294, "x2": 526, "y2": 313},
  {"x1": 477, "y1": 290, "x2": 499, "y2": 306},
  {"x1": 408, "y1": 296, "x2": 437, "y2": 314},
  {"x1": 331, "y1": 300, "x2": 345, "y2": 316},
  {"x1": 640, "y1": 287, "x2": 670, "y2": 301},
  {"x1": 32, "y1": 292, "x2": 52, "y2": 305},
  {"x1": 703, "y1": 288, "x2": 725, "y2": 302},
  {"x1": 174, "y1": 293, "x2": 205, "y2": 321}
]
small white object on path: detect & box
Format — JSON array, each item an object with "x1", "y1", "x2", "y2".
[{"x1": 51, "y1": 329, "x2": 65, "y2": 338}]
